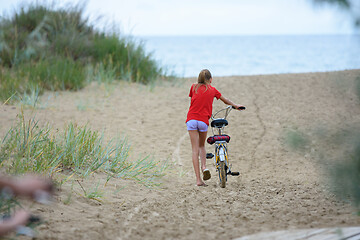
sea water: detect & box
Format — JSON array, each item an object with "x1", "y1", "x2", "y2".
[{"x1": 141, "y1": 35, "x2": 360, "y2": 77}]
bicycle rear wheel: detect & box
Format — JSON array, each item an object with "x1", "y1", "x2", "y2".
[{"x1": 219, "y1": 160, "x2": 226, "y2": 188}]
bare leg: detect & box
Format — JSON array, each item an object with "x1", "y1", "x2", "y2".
[
  {"x1": 199, "y1": 131, "x2": 208, "y2": 172},
  {"x1": 188, "y1": 130, "x2": 204, "y2": 186}
]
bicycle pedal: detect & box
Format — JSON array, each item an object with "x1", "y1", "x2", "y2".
[
  {"x1": 206, "y1": 153, "x2": 214, "y2": 159},
  {"x1": 29, "y1": 215, "x2": 41, "y2": 223},
  {"x1": 230, "y1": 171, "x2": 240, "y2": 176}
]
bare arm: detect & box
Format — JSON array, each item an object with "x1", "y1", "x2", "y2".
[
  {"x1": 0, "y1": 175, "x2": 53, "y2": 198},
  {"x1": 219, "y1": 95, "x2": 244, "y2": 109}
]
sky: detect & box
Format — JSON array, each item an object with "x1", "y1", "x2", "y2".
[{"x1": 0, "y1": 0, "x2": 354, "y2": 36}]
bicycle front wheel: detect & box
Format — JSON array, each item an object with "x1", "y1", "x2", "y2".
[{"x1": 219, "y1": 160, "x2": 226, "y2": 188}]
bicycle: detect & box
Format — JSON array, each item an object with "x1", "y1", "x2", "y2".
[{"x1": 206, "y1": 105, "x2": 245, "y2": 188}]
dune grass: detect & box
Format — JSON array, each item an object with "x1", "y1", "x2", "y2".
[
  {"x1": 0, "y1": 2, "x2": 167, "y2": 103},
  {"x1": 0, "y1": 111, "x2": 169, "y2": 187}
]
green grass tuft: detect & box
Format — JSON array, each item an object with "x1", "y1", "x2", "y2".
[{"x1": 0, "y1": 111, "x2": 168, "y2": 186}]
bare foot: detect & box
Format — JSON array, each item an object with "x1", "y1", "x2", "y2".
[{"x1": 196, "y1": 182, "x2": 207, "y2": 187}]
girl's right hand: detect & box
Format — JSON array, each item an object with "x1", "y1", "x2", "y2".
[{"x1": 233, "y1": 104, "x2": 245, "y2": 110}]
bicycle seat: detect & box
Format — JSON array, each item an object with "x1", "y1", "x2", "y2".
[{"x1": 211, "y1": 119, "x2": 228, "y2": 128}]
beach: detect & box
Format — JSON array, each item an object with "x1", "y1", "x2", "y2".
[{"x1": 1, "y1": 69, "x2": 360, "y2": 239}]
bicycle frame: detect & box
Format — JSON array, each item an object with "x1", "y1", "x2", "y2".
[
  {"x1": 208, "y1": 106, "x2": 235, "y2": 187},
  {"x1": 215, "y1": 142, "x2": 229, "y2": 186}
]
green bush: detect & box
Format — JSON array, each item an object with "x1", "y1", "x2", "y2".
[
  {"x1": 18, "y1": 57, "x2": 87, "y2": 90},
  {"x1": 0, "y1": 2, "x2": 165, "y2": 102}
]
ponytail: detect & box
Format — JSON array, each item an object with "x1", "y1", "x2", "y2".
[{"x1": 194, "y1": 69, "x2": 212, "y2": 93}]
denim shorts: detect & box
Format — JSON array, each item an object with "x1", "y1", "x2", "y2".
[{"x1": 186, "y1": 120, "x2": 208, "y2": 132}]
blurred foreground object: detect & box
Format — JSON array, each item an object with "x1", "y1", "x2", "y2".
[
  {"x1": 0, "y1": 174, "x2": 54, "y2": 236},
  {"x1": 313, "y1": 0, "x2": 360, "y2": 28}
]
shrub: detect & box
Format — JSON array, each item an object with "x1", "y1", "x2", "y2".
[{"x1": 0, "y1": 2, "x2": 165, "y2": 102}]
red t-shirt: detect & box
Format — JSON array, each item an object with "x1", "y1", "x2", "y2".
[{"x1": 186, "y1": 84, "x2": 222, "y2": 126}]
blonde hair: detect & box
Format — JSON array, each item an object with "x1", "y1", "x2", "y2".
[{"x1": 194, "y1": 69, "x2": 212, "y2": 93}]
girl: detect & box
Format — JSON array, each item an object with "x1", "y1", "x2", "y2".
[{"x1": 186, "y1": 69, "x2": 244, "y2": 186}]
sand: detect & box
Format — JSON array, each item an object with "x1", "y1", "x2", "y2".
[{"x1": 1, "y1": 70, "x2": 360, "y2": 239}]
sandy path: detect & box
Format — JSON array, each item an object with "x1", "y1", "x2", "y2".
[{"x1": 1, "y1": 70, "x2": 360, "y2": 239}]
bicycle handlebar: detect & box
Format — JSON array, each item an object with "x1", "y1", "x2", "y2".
[
  {"x1": 211, "y1": 105, "x2": 245, "y2": 120},
  {"x1": 232, "y1": 106, "x2": 246, "y2": 110}
]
